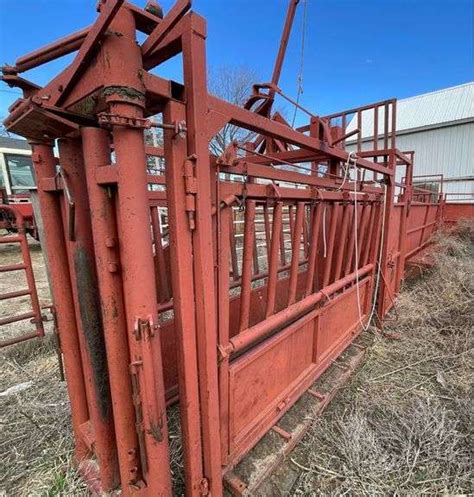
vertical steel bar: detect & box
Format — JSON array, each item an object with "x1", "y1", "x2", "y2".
[
  {"x1": 112, "y1": 113, "x2": 172, "y2": 495},
  {"x1": 265, "y1": 201, "x2": 283, "y2": 317},
  {"x1": 342, "y1": 114, "x2": 347, "y2": 149},
  {"x1": 384, "y1": 102, "x2": 389, "y2": 150},
  {"x1": 163, "y1": 100, "x2": 204, "y2": 496},
  {"x1": 263, "y1": 203, "x2": 271, "y2": 263},
  {"x1": 356, "y1": 111, "x2": 362, "y2": 152},
  {"x1": 252, "y1": 206, "x2": 261, "y2": 275},
  {"x1": 378, "y1": 152, "x2": 396, "y2": 319},
  {"x1": 333, "y1": 203, "x2": 350, "y2": 281},
  {"x1": 30, "y1": 143, "x2": 89, "y2": 461},
  {"x1": 279, "y1": 206, "x2": 287, "y2": 266},
  {"x1": 322, "y1": 203, "x2": 340, "y2": 287},
  {"x1": 287, "y1": 202, "x2": 304, "y2": 305},
  {"x1": 390, "y1": 100, "x2": 397, "y2": 151},
  {"x1": 302, "y1": 205, "x2": 309, "y2": 259},
  {"x1": 182, "y1": 16, "x2": 223, "y2": 494},
  {"x1": 344, "y1": 204, "x2": 357, "y2": 276},
  {"x1": 304, "y1": 203, "x2": 322, "y2": 296},
  {"x1": 103, "y1": 8, "x2": 172, "y2": 494},
  {"x1": 217, "y1": 205, "x2": 231, "y2": 462},
  {"x1": 361, "y1": 203, "x2": 376, "y2": 266},
  {"x1": 356, "y1": 203, "x2": 370, "y2": 268},
  {"x1": 374, "y1": 105, "x2": 379, "y2": 153},
  {"x1": 81, "y1": 127, "x2": 141, "y2": 492},
  {"x1": 368, "y1": 202, "x2": 383, "y2": 264},
  {"x1": 288, "y1": 204, "x2": 295, "y2": 238},
  {"x1": 58, "y1": 137, "x2": 118, "y2": 490},
  {"x1": 239, "y1": 200, "x2": 256, "y2": 331}
]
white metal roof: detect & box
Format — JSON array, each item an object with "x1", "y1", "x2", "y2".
[{"x1": 348, "y1": 82, "x2": 474, "y2": 138}]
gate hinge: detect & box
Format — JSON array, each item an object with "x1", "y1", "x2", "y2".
[
  {"x1": 199, "y1": 477, "x2": 210, "y2": 496},
  {"x1": 184, "y1": 154, "x2": 198, "y2": 230}
]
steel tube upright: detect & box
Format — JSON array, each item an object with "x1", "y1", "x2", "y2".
[
  {"x1": 29, "y1": 143, "x2": 89, "y2": 461},
  {"x1": 102, "y1": 7, "x2": 172, "y2": 496},
  {"x1": 163, "y1": 100, "x2": 206, "y2": 496},
  {"x1": 81, "y1": 127, "x2": 142, "y2": 494},
  {"x1": 58, "y1": 137, "x2": 118, "y2": 491},
  {"x1": 182, "y1": 13, "x2": 223, "y2": 496}
]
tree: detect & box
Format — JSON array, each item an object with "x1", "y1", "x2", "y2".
[
  {"x1": 0, "y1": 123, "x2": 12, "y2": 137},
  {"x1": 208, "y1": 65, "x2": 259, "y2": 157}
]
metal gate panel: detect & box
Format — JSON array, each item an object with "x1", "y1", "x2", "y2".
[
  {"x1": 229, "y1": 313, "x2": 315, "y2": 455},
  {"x1": 216, "y1": 182, "x2": 382, "y2": 467},
  {"x1": 379, "y1": 202, "x2": 405, "y2": 315},
  {"x1": 316, "y1": 277, "x2": 369, "y2": 364},
  {"x1": 405, "y1": 202, "x2": 441, "y2": 260}
]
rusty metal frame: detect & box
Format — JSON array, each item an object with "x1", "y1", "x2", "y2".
[{"x1": 1, "y1": 1, "x2": 466, "y2": 496}]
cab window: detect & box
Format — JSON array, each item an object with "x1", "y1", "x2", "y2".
[{"x1": 5, "y1": 154, "x2": 35, "y2": 193}]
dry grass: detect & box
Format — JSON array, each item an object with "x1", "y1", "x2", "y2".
[
  {"x1": 0, "y1": 336, "x2": 87, "y2": 496},
  {"x1": 0, "y1": 239, "x2": 86, "y2": 496},
  {"x1": 291, "y1": 221, "x2": 474, "y2": 495}
]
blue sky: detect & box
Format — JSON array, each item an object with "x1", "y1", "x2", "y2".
[{"x1": 0, "y1": 0, "x2": 472, "y2": 126}]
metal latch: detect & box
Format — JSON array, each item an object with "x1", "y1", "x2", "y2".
[{"x1": 98, "y1": 112, "x2": 187, "y2": 137}]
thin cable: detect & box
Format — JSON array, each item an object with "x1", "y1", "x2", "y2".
[
  {"x1": 352, "y1": 160, "x2": 387, "y2": 331},
  {"x1": 291, "y1": 0, "x2": 308, "y2": 127},
  {"x1": 336, "y1": 151, "x2": 357, "y2": 191},
  {"x1": 0, "y1": 89, "x2": 22, "y2": 95}
]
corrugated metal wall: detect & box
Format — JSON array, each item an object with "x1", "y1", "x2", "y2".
[
  {"x1": 348, "y1": 122, "x2": 473, "y2": 201},
  {"x1": 396, "y1": 122, "x2": 474, "y2": 201},
  {"x1": 395, "y1": 122, "x2": 473, "y2": 179}
]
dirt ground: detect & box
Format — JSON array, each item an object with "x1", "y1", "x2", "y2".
[{"x1": 1, "y1": 224, "x2": 473, "y2": 496}]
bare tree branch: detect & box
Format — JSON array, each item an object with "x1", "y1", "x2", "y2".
[{"x1": 208, "y1": 65, "x2": 259, "y2": 157}]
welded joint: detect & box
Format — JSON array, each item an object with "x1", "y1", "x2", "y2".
[
  {"x1": 217, "y1": 343, "x2": 233, "y2": 363},
  {"x1": 276, "y1": 396, "x2": 291, "y2": 412},
  {"x1": 267, "y1": 182, "x2": 282, "y2": 199}
]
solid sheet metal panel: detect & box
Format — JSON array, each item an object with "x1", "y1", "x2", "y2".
[
  {"x1": 444, "y1": 203, "x2": 474, "y2": 224},
  {"x1": 317, "y1": 279, "x2": 369, "y2": 364},
  {"x1": 228, "y1": 317, "x2": 315, "y2": 449}
]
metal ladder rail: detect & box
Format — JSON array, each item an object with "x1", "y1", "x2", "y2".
[{"x1": 0, "y1": 206, "x2": 45, "y2": 347}]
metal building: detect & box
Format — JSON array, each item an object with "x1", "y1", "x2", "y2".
[{"x1": 347, "y1": 82, "x2": 474, "y2": 199}]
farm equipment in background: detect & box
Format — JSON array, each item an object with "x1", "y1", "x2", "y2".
[
  {"x1": 0, "y1": 143, "x2": 38, "y2": 238},
  {"x1": 0, "y1": 141, "x2": 47, "y2": 347},
  {"x1": 0, "y1": 0, "x2": 472, "y2": 495}
]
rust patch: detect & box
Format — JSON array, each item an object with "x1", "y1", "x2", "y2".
[{"x1": 74, "y1": 246, "x2": 112, "y2": 419}]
